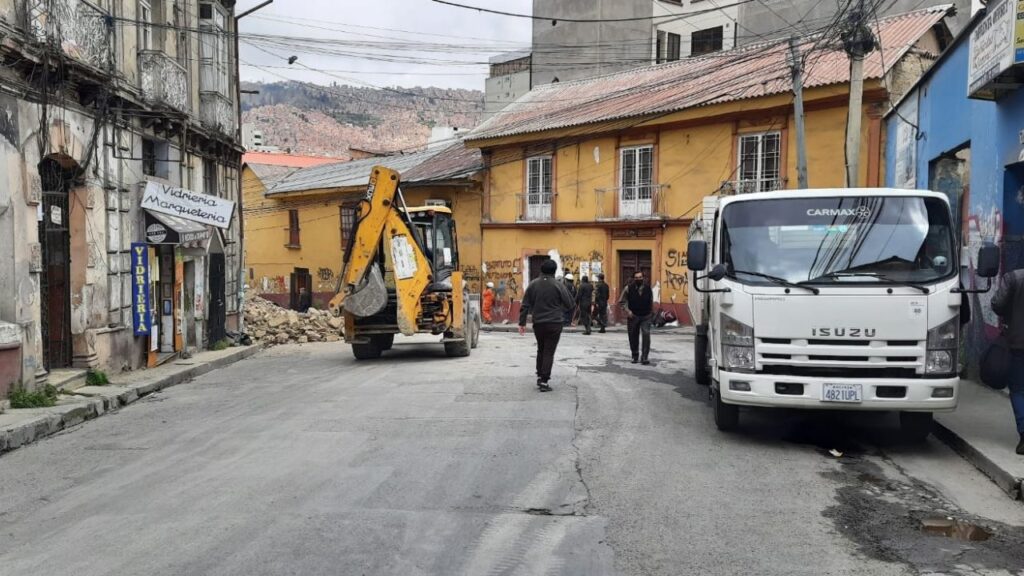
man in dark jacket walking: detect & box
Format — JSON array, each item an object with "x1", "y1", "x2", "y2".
[
  {"x1": 576, "y1": 276, "x2": 595, "y2": 335},
  {"x1": 519, "y1": 260, "x2": 575, "y2": 391},
  {"x1": 594, "y1": 273, "x2": 610, "y2": 333},
  {"x1": 620, "y1": 270, "x2": 654, "y2": 364},
  {"x1": 992, "y1": 267, "x2": 1024, "y2": 454},
  {"x1": 562, "y1": 273, "x2": 577, "y2": 326}
]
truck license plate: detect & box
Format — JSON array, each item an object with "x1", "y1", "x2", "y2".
[{"x1": 822, "y1": 383, "x2": 862, "y2": 403}]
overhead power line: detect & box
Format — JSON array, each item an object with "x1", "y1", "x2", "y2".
[{"x1": 430, "y1": 0, "x2": 761, "y2": 22}]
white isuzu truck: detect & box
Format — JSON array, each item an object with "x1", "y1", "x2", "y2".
[{"x1": 686, "y1": 188, "x2": 1000, "y2": 439}]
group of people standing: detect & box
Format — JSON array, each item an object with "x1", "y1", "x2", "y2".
[{"x1": 517, "y1": 260, "x2": 654, "y2": 392}]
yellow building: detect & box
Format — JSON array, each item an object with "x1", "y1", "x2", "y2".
[
  {"x1": 465, "y1": 7, "x2": 949, "y2": 324},
  {"x1": 242, "y1": 145, "x2": 484, "y2": 309}
]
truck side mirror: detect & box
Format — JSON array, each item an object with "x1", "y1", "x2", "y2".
[
  {"x1": 708, "y1": 264, "x2": 727, "y2": 282},
  {"x1": 687, "y1": 240, "x2": 707, "y2": 271},
  {"x1": 977, "y1": 244, "x2": 1000, "y2": 278}
]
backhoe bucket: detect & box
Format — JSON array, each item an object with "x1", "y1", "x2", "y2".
[{"x1": 342, "y1": 263, "x2": 387, "y2": 318}]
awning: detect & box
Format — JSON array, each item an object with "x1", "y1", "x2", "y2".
[{"x1": 145, "y1": 210, "x2": 212, "y2": 246}]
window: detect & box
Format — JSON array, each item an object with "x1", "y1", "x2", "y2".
[
  {"x1": 199, "y1": 2, "x2": 229, "y2": 95},
  {"x1": 287, "y1": 209, "x2": 300, "y2": 247},
  {"x1": 620, "y1": 146, "x2": 654, "y2": 218},
  {"x1": 203, "y1": 158, "x2": 217, "y2": 196},
  {"x1": 737, "y1": 132, "x2": 782, "y2": 193},
  {"x1": 340, "y1": 203, "x2": 357, "y2": 249},
  {"x1": 524, "y1": 156, "x2": 552, "y2": 221},
  {"x1": 142, "y1": 138, "x2": 169, "y2": 178},
  {"x1": 140, "y1": 0, "x2": 153, "y2": 51},
  {"x1": 691, "y1": 26, "x2": 724, "y2": 57},
  {"x1": 656, "y1": 30, "x2": 681, "y2": 63}
]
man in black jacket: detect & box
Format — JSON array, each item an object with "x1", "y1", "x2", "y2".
[
  {"x1": 620, "y1": 270, "x2": 654, "y2": 364},
  {"x1": 992, "y1": 267, "x2": 1024, "y2": 454},
  {"x1": 594, "y1": 273, "x2": 610, "y2": 333},
  {"x1": 519, "y1": 260, "x2": 575, "y2": 391},
  {"x1": 576, "y1": 276, "x2": 595, "y2": 335}
]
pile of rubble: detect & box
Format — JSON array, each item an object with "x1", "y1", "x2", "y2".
[{"x1": 244, "y1": 295, "x2": 344, "y2": 346}]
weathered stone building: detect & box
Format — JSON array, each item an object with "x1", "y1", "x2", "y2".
[{"x1": 0, "y1": 0, "x2": 244, "y2": 394}]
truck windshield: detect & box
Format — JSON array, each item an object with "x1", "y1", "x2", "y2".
[{"x1": 720, "y1": 196, "x2": 955, "y2": 285}]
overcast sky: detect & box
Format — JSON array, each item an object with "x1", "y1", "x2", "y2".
[{"x1": 237, "y1": 0, "x2": 533, "y2": 92}]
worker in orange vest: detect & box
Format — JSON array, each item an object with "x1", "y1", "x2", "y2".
[{"x1": 482, "y1": 281, "x2": 495, "y2": 324}]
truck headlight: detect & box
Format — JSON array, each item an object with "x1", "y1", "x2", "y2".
[
  {"x1": 721, "y1": 313, "x2": 754, "y2": 346},
  {"x1": 721, "y1": 313, "x2": 754, "y2": 372},
  {"x1": 723, "y1": 345, "x2": 755, "y2": 372},
  {"x1": 925, "y1": 316, "x2": 958, "y2": 375},
  {"x1": 925, "y1": 350, "x2": 954, "y2": 374}
]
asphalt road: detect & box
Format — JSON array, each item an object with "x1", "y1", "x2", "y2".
[{"x1": 1, "y1": 331, "x2": 1023, "y2": 575}]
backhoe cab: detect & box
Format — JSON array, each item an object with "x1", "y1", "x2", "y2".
[{"x1": 328, "y1": 166, "x2": 480, "y2": 360}]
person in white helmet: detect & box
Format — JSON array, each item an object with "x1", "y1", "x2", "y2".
[
  {"x1": 562, "y1": 273, "x2": 577, "y2": 326},
  {"x1": 482, "y1": 281, "x2": 495, "y2": 323}
]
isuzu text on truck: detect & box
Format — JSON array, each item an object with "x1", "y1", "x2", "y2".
[{"x1": 685, "y1": 189, "x2": 1000, "y2": 439}]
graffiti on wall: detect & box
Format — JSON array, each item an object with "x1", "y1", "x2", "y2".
[
  {"x1": 664, "y1": 248, "x2": 688, "y2": 295},
  {"x1": 462, "y1": 264, "x2": 481, "y2": 292},
  {"x1": 484, "y1": 259, "x2": 519, "y2": 298},
  {"x1": 559, "y1": 251, "x2": 602, "y2": 279}
]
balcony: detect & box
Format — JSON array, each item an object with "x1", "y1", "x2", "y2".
[
  {"x1": 595, "y1": 184, "x2": 669, "y2": 220},
  {"x1": 515, "y1": 193, "x2": 552, "y2": 222},
  {"x1": 139, "y1": 50, "x2": 188, "y2": 113},
  {"x1": 20, "y1": 0, "x2": 111, "y2": 70},
  {"x1": 200, "y1": 91, "x2": 236, "y2": 135},
  {"x1": 727, "y1": 178, "x2": 785, "y2": 195}
]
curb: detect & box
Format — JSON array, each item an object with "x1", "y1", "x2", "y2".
[
  {"x1": 932, "y1": 420, "x2": 1023, "y2": 500},
  {"x1": 0, "y1": 345, "x2": 260, "y2": 455}
]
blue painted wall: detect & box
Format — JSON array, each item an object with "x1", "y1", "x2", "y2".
[{"x1": 885, "y1": 22, "x2": 1024, "y2": 367}]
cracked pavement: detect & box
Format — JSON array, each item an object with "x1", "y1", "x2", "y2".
[{"x1": 0, "y1": 332, "x2": 1023, "y2": 575}]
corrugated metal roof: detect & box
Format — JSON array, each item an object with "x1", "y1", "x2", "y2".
[
  {"x1": 402, "y1": 142, "x2": 483, "y2": 184},
  {"x1": 247, "y1": 164, "x2": 298, "y2": 188},
  {"x1": 264, "y1": 142, "x2": 483, "y2": 195},
  {"x1": 265, "y1": 150, "x2": 438, "y2": 195},
  {"x1": 467, "y1": 6, "x2": 951, "y2": 143}
]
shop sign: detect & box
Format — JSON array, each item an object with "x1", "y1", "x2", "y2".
[
  {"x1": 968, "y1": 0, "x2": 1019, "y2": 99},
  {"x1": 140, "y1": 181, "x2": 236, "y2": 229},
  {"x1": 131, "y1": 243, "x2": 151, "y2": 336}
]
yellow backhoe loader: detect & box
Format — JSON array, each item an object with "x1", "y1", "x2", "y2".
[{"x1": 328, "y1": 166, "x2": 480, "y2": 359}]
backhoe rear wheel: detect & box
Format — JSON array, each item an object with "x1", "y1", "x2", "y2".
[
  {"x1": 444, "y1": 339, "x2": 470, "y2": 358},
  {"x1": 351, "y1": 340, "x2": 383, "y2": 360},
  {"x1": 378, "y1": 334, "x2": 395, "y2": 351}
]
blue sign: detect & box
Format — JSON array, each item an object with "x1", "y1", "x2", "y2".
[{"x1": 131, "y1": 243, "x2": 151, "y2": 336}]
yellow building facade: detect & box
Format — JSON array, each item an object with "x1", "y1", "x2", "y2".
[
  {"x1": 468, "y1": 8, "x2": 948, "y2": 324},
  {"x1": 242, "y1": 146, "x2": 484, "y2": 309}
]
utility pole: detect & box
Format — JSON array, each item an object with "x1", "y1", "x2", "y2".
[
  {"x1": 841, "y1": 0, "x2": 876, "y2": 188},
  {"x1": 788, "y1": 37, "x2": 808, "y2": 189}
]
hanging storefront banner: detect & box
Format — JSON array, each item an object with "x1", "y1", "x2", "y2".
[
  {"x1": 131, "y1": 243, "x2": 152, "y2": 336},
  {"x1": 140, "y1": 181, "x2": 236, "y2": 229}
]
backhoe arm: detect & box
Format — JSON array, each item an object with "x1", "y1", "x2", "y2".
[{"x1": 329, "y1": 166, "x2": 431, "y2": 336}]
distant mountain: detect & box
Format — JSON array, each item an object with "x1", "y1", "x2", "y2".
[{"x1": 240, "y1": 81, "x2": 485, "y2": 158}]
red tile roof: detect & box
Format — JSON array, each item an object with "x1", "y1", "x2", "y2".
[
  {"x1": 243, "y1": 151, "x2": 344, "y2": 168},
  {"x1": 467, "y1": 6, "x2": 950, "y2": 143}
]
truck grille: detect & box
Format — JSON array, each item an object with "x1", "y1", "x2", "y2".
[{"x1": 756, "y1": 337, "x2": 924, "y2": 377}]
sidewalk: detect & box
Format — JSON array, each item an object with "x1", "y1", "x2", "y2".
[
  {"x1": 482, "y1": 323, "x2": 696, "y2": 335},
  {"x1": 0, "y1": 345, "x2": 260, "y2": 454},
  {"x1": 934, "y1": 380, "x2": 1024, "y2": 500}
]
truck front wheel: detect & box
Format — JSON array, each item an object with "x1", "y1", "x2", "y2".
[
  {"x1": 694, "y1": 332, "x2": 710, "y2": 386},
  {"x1": 713, "y1": 389, "x2": 739, "y2": 431},
  {"x1": 899, "y1": 411, "x2": 933, "y2": 442}
]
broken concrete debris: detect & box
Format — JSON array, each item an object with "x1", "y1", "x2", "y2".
[{"x1": 244, "y1": 296, "x2": 342, "y2": 347}]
